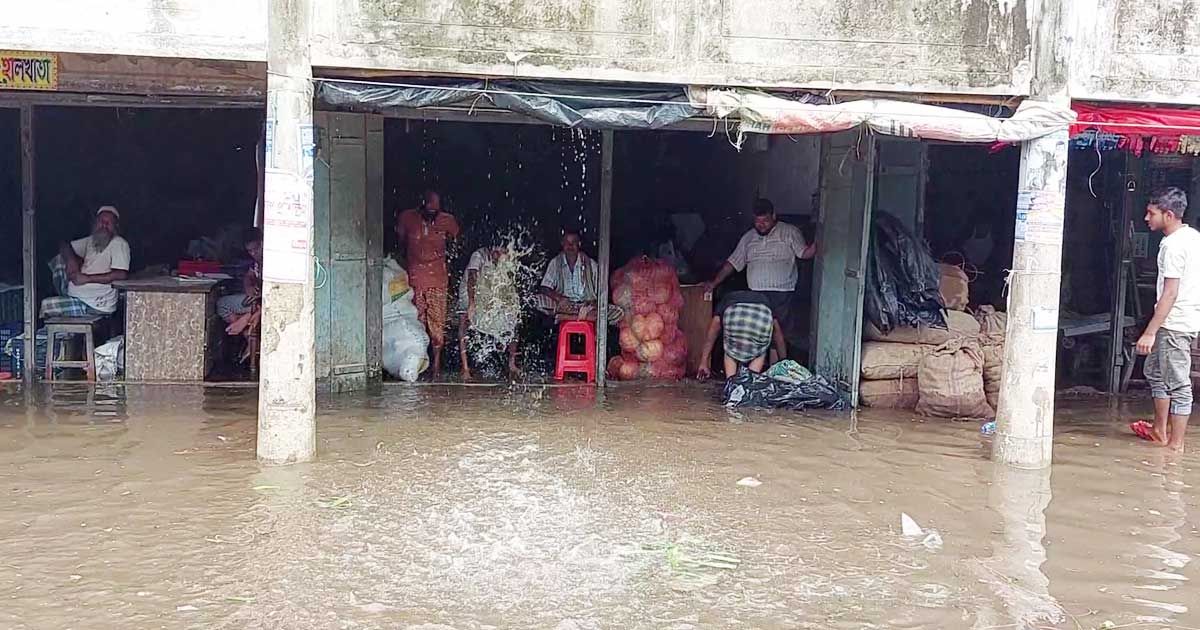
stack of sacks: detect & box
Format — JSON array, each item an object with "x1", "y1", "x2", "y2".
[
  {"x1": 607, "y1": 256, "x2": 687, "y2": 380},
  {"x1": 860, "y1": 310, "x2": 981, "y2": 409},
  {"x1": 975, "y1": 305, "x2": 1008, "y2": 410},
  {"x1": 939, "y1": 263, "x2": 970, "y2": 311}
]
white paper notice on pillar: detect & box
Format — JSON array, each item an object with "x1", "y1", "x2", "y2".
[
  {"x1": 1014, "y1": 190, "x2": 1065, "y2": 246},
  {"x1": 263, "y1": 168, "x2": 312, "y2": 284},
  {"x1": 299, "y1": 124, "x2": 315, "y2": 185}
]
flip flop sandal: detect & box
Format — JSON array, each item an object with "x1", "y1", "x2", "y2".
[{"x1": 1130, "y1": 420, "x2": 1157, "y2": 442}]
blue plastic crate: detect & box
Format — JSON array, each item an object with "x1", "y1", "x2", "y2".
[
  {"x1": 0, "y1": 321, "x2": 20, "y2": 375},
  {"x1": 0, "y1": 323, "x2": 46, "y2": 379},
  {"x1": 0, "y1": 287, "x2": 22, "y2": 324}
]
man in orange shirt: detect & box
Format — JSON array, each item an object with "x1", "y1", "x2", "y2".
[{"x1": 396, "y1": 189, "x2": 461, "y2": 377}]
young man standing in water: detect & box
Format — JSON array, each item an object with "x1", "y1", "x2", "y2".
[
  {"x1": 396, "y1": 189, "x2": 460, "y2": 377},
  {"x1": 1132, "y1": 187, "x2": 1200, "y2": 451}
]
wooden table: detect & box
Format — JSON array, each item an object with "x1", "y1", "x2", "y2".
[{"x1": 114, "y1": 277, "x2": 221, "y2": 382}]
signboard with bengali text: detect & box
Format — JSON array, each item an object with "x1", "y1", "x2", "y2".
[{"x1": 0, "y1": 51, "x2": 58, "y2": 91}]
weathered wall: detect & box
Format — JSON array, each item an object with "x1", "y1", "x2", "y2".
[
  {"x1": 5, "y1": 0, "x2": 1198, "y2": 106},
  {"x1": 312, "y1": 0, "x2": 1033, "y2": 96},
  {"x1": 0, "y1": 1, "x2": 266, "y2": 62},
  {"x1": 1072, "y1": 0, "x2": 1200, "y2": 104}
]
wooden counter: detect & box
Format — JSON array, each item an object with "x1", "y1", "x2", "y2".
[{"x1": 114, "y1": 277, "x2": 221, "y2": 382}]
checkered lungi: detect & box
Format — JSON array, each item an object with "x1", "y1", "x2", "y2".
[
  {"x1": 722, "y1": 302, "x2": 774, "y2": 364},
  {"x1": 39, "y1": 255, "x2": 106, "y2": 318},
  {"x1": 413, "y1": 286, "x2": 449, "y2": 347},
  {"x1": 531, "y1": 294, "x2": 624, "y2": 324}
]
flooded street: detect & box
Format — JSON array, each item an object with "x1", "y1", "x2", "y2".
[{"x1": 1, "y1": 383, "x2": 1197, "y2": 629}]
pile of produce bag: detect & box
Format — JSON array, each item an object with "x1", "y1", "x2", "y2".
[{"x1": 606, "y1": 256, "x2": 687, "y2": 380}]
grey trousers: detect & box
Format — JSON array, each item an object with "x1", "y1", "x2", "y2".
[{"x1": 1144, "y1": 328, "x2": 1197, "y2": 416}]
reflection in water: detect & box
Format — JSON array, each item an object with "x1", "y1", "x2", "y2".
[
  {"x1": 1128, "y1": 453, "x2": 1192, "y2": 621},
  {"x1": 972, "y1": 466, "x2": 1060, "y2": 629},
  {"x1": 0, "y1": 384, "x2": 1196, "y2": 629}
]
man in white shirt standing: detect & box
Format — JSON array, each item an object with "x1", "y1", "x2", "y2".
[
  {"x1": 41, "y1": 206, "x2": 131, "y2": 318},
  {"x1": 704, "y1": 198, "x2": 816, "y2": 342},
  {"x1": 1132, "y1": 187, "x2": 1200, "y2": 451}
]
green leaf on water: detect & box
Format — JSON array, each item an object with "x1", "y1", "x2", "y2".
[{"x1": 320, "y1": 495, "x2": 352, "y2": 509}]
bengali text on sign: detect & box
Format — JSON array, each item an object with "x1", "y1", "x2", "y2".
[{"x1": 0, "y1": 51, "x2": 58, "y2": 91}]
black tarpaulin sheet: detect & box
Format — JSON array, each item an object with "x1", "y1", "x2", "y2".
[{"x1": 317, "y1": 79, "x2": 700, "y2": 130}]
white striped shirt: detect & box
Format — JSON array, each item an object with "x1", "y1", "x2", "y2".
[{"x1": 727, "y1": 222, "x2": 808, "y2": 292}]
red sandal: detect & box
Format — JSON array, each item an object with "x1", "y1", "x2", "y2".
[{"x1": 1130, "y1": 420, "x2": 1159, "y2": 442}]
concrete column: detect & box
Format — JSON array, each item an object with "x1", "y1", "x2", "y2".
[
  {"x1": 20, "y1": 105, "x2": 36, "y2": 384},
  {"x1": 258, "y1": 0, "x2": 316, "y2": 465},
  {"x1": 595, "y1": 130, "x2": 614, "y2": 386},
  {"x1": 993, "y1": 0, "x2": 1072, "y2": 468}
]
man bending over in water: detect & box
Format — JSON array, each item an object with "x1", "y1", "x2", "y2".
[{"x1": 696, "y1": 290, "x2": 786, "y2": 380}]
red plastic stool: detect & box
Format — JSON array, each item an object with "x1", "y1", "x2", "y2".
[{"x1": 554, "y1": 320, "x2": 596, "y2": 383}]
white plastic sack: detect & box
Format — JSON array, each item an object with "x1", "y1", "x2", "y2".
[
  {"x1": 381, "y1": 259, "x2": 428, "y2": 381},
  {"x1": 382, "y1": 258, "x2": 418, "y2": 324},
  {"x1": 95, "y1": 335, "x2": 124, "y2": 382},
  {"x1": 383, "y1": 317, "x2": 429, "y2": 382}
]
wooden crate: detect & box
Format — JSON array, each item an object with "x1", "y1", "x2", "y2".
[{"x1": 679, "y1": 284, "x2": 713, "y2": 375}]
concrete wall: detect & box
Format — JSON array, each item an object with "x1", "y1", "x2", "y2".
[
  {"x1": 1072, "y1": 0, "x2": 1200, "y2": 105},
  {"x1": 312, "y1": 0, "x2": 1033, "y2": 96},
  {"x1": 0, "y1": 1, "x2": 266, "y2": 62},
  {"x1": 5, "y1": 0, "x2": 1200, "y2": 106}
]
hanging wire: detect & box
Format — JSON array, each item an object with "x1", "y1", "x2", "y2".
[{"x1": 1087, "y1": 141, "x2": 1102, "y2": 198}]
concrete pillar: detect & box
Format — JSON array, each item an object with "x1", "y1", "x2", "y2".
[
  {"x1": 20, "y1": 105, "x2": 36, "y2": 384},
  {"x1": 993, "y1": 0, "x2": 1072, "y2": 468},
  {"x1": 257, "y1": 0, "x2": 316, "y2": 465}
]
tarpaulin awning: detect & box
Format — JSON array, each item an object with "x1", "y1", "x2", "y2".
[
  {"x1": 317, "y1": 79, "x2": 702, "y2": 130},
  {"x1": 1071, "y1": 102, "x2": 1200, "y2": 137},
  {"x1": 1070, "y1": 102, "x2": 1200, "y2": 155},
  {"x1": 688, "y1": 87, "x2": 1075, "y2": 143},
  {"x1": 316, "y1": 77, "x2": 1075, "y2": 144}
]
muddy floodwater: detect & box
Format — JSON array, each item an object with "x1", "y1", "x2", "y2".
[{"x1": 1, "y1": 383, "x2": 1197, "y2": 629}]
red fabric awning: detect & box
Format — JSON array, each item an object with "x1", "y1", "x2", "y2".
[{"x1": 1071, "y1": 102, "x2": 1200, "y2": 137}]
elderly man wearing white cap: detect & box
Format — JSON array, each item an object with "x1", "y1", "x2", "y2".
[{"x1": 40, "y1": 205, "x2": 131, "y2": 318}]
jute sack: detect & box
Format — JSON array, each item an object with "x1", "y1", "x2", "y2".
[
  {"x1": 986, "y1": 390, "x2": 1000, "y2": 411},
  {"x1": 860, "y1": 378, "x2": 919, "y2": 409},
  {"x1": 979, "y1": 333, "x2": 1005, "y2": 387},
  {"x1": 939, "y1": 264, "x2": 970, "y2": 311},
  {"x1": 974, "y1": 305, "x2": 1008, "y2": 335},
  {"x1": 860, "y1": 342, "x2": 927, "y2": 380},
  {"x1": 864, "y1": 310, "x2": 981, "y2": 345},
  {"x1": 916, "y1": 338, "x2": 994, "y2": 419}
]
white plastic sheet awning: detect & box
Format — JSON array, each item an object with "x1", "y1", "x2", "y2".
[{"x1": 687, "y1": 87, "x2": 1076, "y2": 143}]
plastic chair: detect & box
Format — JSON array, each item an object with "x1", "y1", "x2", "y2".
[{"x1": 554, "y1": 320, "x2": 596, "y2": 383}]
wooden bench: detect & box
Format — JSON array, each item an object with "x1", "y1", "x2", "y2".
[{"x1": 44, "y1": 315, "x2": 106, "y2": 382}]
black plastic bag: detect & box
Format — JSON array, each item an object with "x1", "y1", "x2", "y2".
[
  {"x1": 865, "y1": 213, "x2": 947, "y2": 333},
  {"x1": 721, "y1": 368, "x2": 846, "y2": 411}
]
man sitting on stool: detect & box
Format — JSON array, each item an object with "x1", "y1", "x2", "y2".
[
  {"x1": 41, "y1": 205, "x2": 130, "y2": 319},
  {"x1": 534, "y1": 229, "x2": 624, "y2": 323},
  {"x1": 696, "y1": 290, "x2": 786, "y2": 379}
]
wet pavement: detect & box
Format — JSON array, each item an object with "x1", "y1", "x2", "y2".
[{"x1": 0, "y1": 382, "x2": 1197, "y2": 629}]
